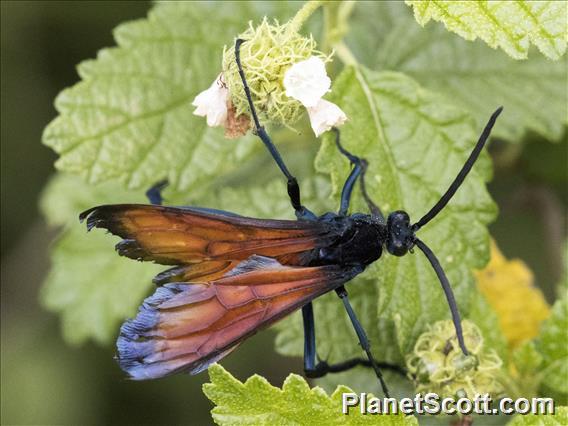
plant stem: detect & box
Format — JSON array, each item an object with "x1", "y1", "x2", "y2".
[
  {"x1": 322, "y1": 1, "x2": 359, "y2": 66},
  {"x1": 334, "y1": 41, "x2": 358, "y2": 66},
  {"x1": 287, "y1": 1, "x2": 326, "y2": 36},
  {"x1": 288, "y1": 0, "x2": 359, "y2": 66}
]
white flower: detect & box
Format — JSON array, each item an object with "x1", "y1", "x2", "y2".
[
  {"x1": 192, "y1": 74, "x2": 229, "y2": 127},
  {"x1": 307, "y1": 99, "x2": 348, "y2": 137},
  {"x1": 283, "y1": 56, "x2": 347, "y2": 136},
  {"x1": 283, "y1": 57, "x2": 331, "y2": 108}
]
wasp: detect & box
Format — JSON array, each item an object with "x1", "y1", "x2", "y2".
[{"x1": 81, "y1": 39, "x2": 503, "y2": 397}]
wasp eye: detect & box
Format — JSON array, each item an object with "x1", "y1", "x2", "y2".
[{"x1": 387, "y1": 239, "x2": 408, "y2": 257}]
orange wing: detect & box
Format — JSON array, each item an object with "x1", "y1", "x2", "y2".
[
  {"x1": 117, "y1": 255, "x2": 362, "y2": 380},
  {"x1": 80, "y1": 205, "x2": 337, "y2": 278}
]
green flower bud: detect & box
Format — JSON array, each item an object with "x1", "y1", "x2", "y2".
[
  {"x1": 406, "y1": 320, "x2": 504, "y2": 399},
  {"x1": 222, "y1": 18, "x2": 329, "y2": 127}
]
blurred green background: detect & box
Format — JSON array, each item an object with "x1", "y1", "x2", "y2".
[{"x1": 1, "y1": 2, "x2": 565, "y2": 425}]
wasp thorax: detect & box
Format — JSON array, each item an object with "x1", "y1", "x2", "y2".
[{"x1": 386, "y1": 210, "x2": 415, "y2": 256}]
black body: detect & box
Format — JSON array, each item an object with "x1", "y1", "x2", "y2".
[{"x1": 309, "y1": 212, "x2": 385, "y2": 267}]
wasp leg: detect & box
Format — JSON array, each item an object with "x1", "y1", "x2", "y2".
[
  {"x1": 302, "y1": 303, "x2": 318, "y2": 373},
  {"x1": 302, "y1": 301, "x2": 405, "y2": 387},
  {"x1": 332, "y1": 128, "x2": 385, "y2": 221},
  {"x1": 335, "y1": 286, "x2": 391, "y2": 397},
  {"x1": 145, "y1": 180, "x2": 169, "y2": 205},
  {"x1": 305, "y1": 358, "x2": 406, "y2": 378},
  {"x1": 234, "y1": 39, "x2": 315, "y2": 220}
]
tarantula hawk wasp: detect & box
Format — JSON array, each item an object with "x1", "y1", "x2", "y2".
[{"x1": 80, "y1": 38, "x2": 503, "y2": 397}]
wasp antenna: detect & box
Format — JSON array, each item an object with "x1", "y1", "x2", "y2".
[
  {"x1": 413, "y1": 107, "x2": 503, "y2": 231},
  {"x1": 234, "y1": 38, "x2": 262, "y2": 130},
  {"x1": 414, "y1": 238, "x2": 469, "y2": 356}
]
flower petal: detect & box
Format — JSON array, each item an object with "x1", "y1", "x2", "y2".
[
  {"x1": 192, "y1": 74, "x2": 229, "y2": 127},
  {"x1": 283, "y1": 57, "x2": 331, "y2": 108},
  {"x1": 307, "y1": 99, "x2": 347, "y2": 137}
]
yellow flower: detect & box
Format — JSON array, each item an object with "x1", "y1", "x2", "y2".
[{"x1": 475, "y1": 241, "x2": 550, "y2": 347}]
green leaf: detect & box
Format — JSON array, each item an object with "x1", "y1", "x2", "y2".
[
  {"x1": 512, "y1": 340, "x2": 543, "y2": 378},
  {"x1": 345, "y1": 1, "x2": 568, "y2": 142},
  {"x1": 468, "y1": 290, "x2": 508, "y2": 362},
  {"x1": 203, "y1": 175, "x2": 333, "y2": 221},
  {"x1": 40, "y1": 174, "x2": 161, "y2": 344},
  {"x1": 405, "y1": 1, "x2": 567, "y2": 60},
  {"x1": 276, "y1": 277, "x2": 404, "y2": 365},
  {"x1": 507, "y1": 406, "x2": 568, "y2": 426},
  {"x1": 509, "y1": 340, "x2": 544, "y2": 398},
  {"x1": 276, "y1": 67, "x2": 496, "y2": 370},
  {"x1": 316, "y1": 368, "x2": 415, "y2": 402},
  {"x1": 537, "y1": 293, "x2": 568, "y2": 396},
  {"x1": 41, "y1": 1, "x2": 305, "y2": 192},
  {"x1": 203, "y1": 364, "x2": 417, "y2": 425}
]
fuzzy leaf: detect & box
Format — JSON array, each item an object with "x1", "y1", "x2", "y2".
[
  {"x1": 405, "y1": 1, "x2": 567, "y2": 60},
  {"x1": 468, "y1": 290, "x2": 508, "y2": 362},
  {"x1": 537, "y1": 293, "x2": 568, "y2": 396},
  {"x1": 41, "y1": 2, "x2": 305, "y2": 192},
  {"x1": 203, "y1": 175, "x2": 333, "y2": 221},
  {"x1": 203, "y1": 364, "x2": 417, "y2": 425},
  {"x1": 511, "y1": 340, "x2": 543, "y2": 379},
  {"x1": 275, "y1": 277, "x2": 404, "y2": 366},
  {"x1": 346, "y1": 1, "x2": 568, "y2": 142},
  {"x1": 507, "y1": 406, "x2": 568, "y2": 426},
  {"x1": 40, "y1": 174, "x2": 161, "y2": 344},
  {"x1": 276, "y1": 67, "x2": 496, "y2": 370}
]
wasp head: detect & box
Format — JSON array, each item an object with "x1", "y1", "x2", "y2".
[{"x1": 386, "y1": 210, "x2": 416, "y2": 256}]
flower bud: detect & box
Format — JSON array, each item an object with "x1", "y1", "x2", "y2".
[
  {"x1": 222, "y1": 18, "x2": 329, "y2": 127},
  {"x1": 406, "y1": 320, "x2": 504, "y2": 399}
]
